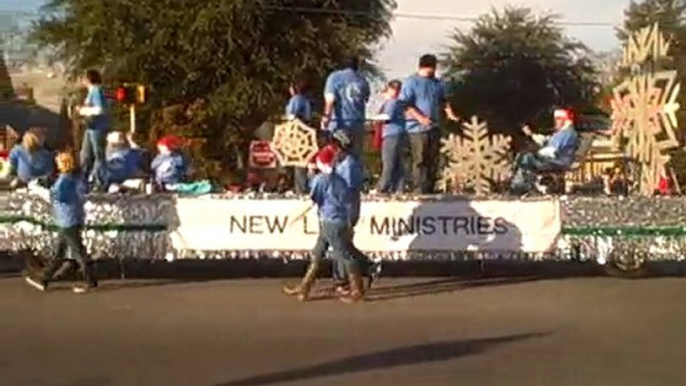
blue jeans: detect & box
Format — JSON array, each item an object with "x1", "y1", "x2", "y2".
[
  {"x1": 377, "y1": 134, "x2": 406, "y2": 193},
  {"x1": 510, "y1": 152, "x2": 564, "y2": 193},
  {"x1": 80, "y1": 129, "x2": 107, "y2": 182},
  {"x1": 312, "y1": 220, "x2": 360, "y2": 276}
]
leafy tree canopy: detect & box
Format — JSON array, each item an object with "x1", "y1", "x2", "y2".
[
  {"x1": 31, "y1": 0, "x2": 395, "y2": 173},
  {"x1": 442, "y1": 7, "x2": 598, "y2": 138}
]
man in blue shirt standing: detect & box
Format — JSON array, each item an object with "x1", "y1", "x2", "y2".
[
  {"x1": 321, "y1": 57, "x2": 371, "y2": 156},
  {"x1": 285, "y1": 79, "x2": 313, "y2": 194},
  {"x1": 510, "y1": 108, "x2": 580, "y2": 194},
  {"x1": 399, "y1": 54, "x2": 460, "y2": 194},
  {"x1": 78, "y1": 69, "x2": 110, "y2": 185},
  {"x1": 373, "y1": 80, "x2": 406, "y2": 193}
]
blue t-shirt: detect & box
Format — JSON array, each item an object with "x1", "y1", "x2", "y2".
[
  {"x1": 51, "y1": 173, "x2": 87, "y2": 228},
  {"x1": 335, "y1": 153, "x2": 365, "y2": 226},
  {"x1": 324, "y1": 69, "x2": 370, "y2": 132},
  {"x1": 9, "y1": 144, "x2": 54, "y2": 183},
  {"x1": 151, "y1": 152, "x2": 188, "y2": 185},
  {"x1": 106, "y1": 148, "x2": 142, "y2": 183},
  {"x1": 83, "y1": 85, "x2": 110, "y2": 131},
  {"x1": 380, "y1": 99, "x2": 406, "y2": 138},
  {"x1": 310, "y1": 172, "x2": 351, "y2": 224},
  {"x1": 546, "y1": 127, "x2": 579, "y2": 167},
  {"x1": 398, "y1": 74, "x2": 447, "y2": 133},
  {"x1": 285, "y1": 94, "x2": 312, "y2": 122}
]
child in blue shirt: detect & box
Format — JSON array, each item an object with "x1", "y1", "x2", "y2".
[
  {"x1": 283, "y1": 147, "x2": 365, "y2": 303},
  {"x1": 373, "y1": 80, "x2": 406, "y2": 193},
  {"x1": 151, "y1": 135, "x2": 188, "y2": 190},
  {"x1": 24, "y1": 152, "x2": 98, "y2": 294}
]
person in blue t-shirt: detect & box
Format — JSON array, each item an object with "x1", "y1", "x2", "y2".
[
  {"x1": 24, "y1": 152, "x2": 97, "y2": 294},
  {"x1": 151, "y1": 136, "x2": 188, "y2": 190},
  {"x1": 510, "y1": 109, "x2": 580, "y2": 194},
  {"x1": 285, "y1": 79, "x2": 313, "y2": 194},
  {"x1": 78, "y1": 69, "x2": 110, "y2": 183},
  {"x1": 8, "y1": 130, "x2": 55, "y2": 186},
  {"x1": 283, "y1": 147, "x2": 365, "y2": 303},
  {"x1": 399, "y1": 54, "x2": 460, "y2": 194},
  {"x1": 373, "y1": 80, "x2": 407, "y2": 193},
  {"x1": 94, "y1": 131, "x2": 144, "y2": 192},
  {"x1": 321, "y1": 57, "x2": 371, "y2": 156}
]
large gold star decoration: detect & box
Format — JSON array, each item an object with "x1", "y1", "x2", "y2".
[
  {"x1": 438, "y1": 116, "x2": 512, "y2": 196},
  {"x1": 611, "y1": 24, "x2": 682, "y2": 195},
  {"x1": 270, "y1": 119, "x2": 318, "y2": 168}
]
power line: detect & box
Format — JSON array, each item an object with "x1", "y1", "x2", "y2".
[{"x1": 0, "y1": 7, "x2": 619, "y2": 28}]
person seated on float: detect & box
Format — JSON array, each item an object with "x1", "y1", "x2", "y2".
[
  {"x1": 510, "y1": 108, "x2": 579, "y2": 194},
  {"x1": 151, "y1": 135, "x2": 188, "y2": 191},
  {"x1": 94, "y1": 131, "x2": 145, "y2": 192},
  {"x1": 8, "y1": 130, "x2": 55, "y2": 188}
]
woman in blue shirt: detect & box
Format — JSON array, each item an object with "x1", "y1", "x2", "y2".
[{"x1": 8, "y1": 130, "x2": 55, "y2": 186}]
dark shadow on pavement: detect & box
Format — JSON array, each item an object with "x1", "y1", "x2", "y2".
[{"x1": 212, "y1": 332, "x2": 549, "y2": 386}]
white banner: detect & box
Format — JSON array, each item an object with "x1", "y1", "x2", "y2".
[{"x1": 170, "y1": 198, "x2": 561, "y2": 253}]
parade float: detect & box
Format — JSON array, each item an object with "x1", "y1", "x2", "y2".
[{"x1": 2, "y1": 24, "x2": 686, "y2": 278}]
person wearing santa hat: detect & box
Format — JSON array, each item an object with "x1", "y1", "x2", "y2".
[
  {"x1": 510, "y1": 108, "x2": 579, "y2": 194},
  {"x1": 283, "y1": 146, "x2": 365, "y2": 303},
  {"x1": 151, "y1": 135, "x2": 188, "y2": 191}
]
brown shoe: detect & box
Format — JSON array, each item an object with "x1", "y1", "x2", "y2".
[
  {"x1": 283, "y1": 260, "x2": 319, "y2": 301},
  {"x1": 340, "y1": 270, "x2": 364, "y2": 304}
]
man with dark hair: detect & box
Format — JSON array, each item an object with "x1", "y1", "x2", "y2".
[
  {"x1": 78, "y1": 69, "x2": 110, "y2": 186},
  {"x1": 399, "y1": 54, "x2": 460, "y2": 194},
  {"x1": 321, "y1": 57, "x2": 371, "y2": 156}
]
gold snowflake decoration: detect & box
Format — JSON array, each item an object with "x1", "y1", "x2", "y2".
[
  {"x1": 612, "y1": 24, "x2": 682, "y2": 195},
  {"x1": 438, "y1": 116, "x2": 512, "y2": 196},
  {"x1": 622, "y1": 23, "x2": 670, "y2": 67},
  {"x1": 271, "y1": 119, "x2": 318, "y2": 167}
]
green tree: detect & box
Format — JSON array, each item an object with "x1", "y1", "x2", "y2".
[
  {"x1": 31, "y1": 0, "x2": 395, "y2": 176},
  {"x1": 442, "y1": 7, "x2": 598, "y2": 140}
]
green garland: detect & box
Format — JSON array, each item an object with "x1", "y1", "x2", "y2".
[
  {"x1": 2, "y1": 215, "x2": 686, "y2": 237},
  {"x1": 0, "y1": 215, "x2": 167, "y2": 232},
  {"x1": 562, "y1": 226, "x2": 686, "y2": 237}
]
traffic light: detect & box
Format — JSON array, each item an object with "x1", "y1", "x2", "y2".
[{"x1": 113, "y1": 84, "x2": 147, "y2": 104}]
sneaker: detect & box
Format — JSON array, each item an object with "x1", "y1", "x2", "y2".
[
  {"x1": 24, "y1": 275, "x2": 47, "y2": 292},
  {"x1": 73, "y1": 282, "x2": 97, "y2": 294}
]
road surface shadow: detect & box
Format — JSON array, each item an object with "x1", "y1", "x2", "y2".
[
  {"x1": 212, "y1": 332, "x2": 548, "y2": 386},
  {"x1": 307, "y1": 276, "x2": 543, "y2": 302}
]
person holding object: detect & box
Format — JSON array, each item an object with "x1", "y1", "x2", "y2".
[
  {"x1": 372, "y1": 80, "x2": 406, "y2": 194},
  {"x1": 321, "y1": 57, "x2": 371, "y2": 156},
  {"x1": 283, "y1": 147, "x2": 365, "y2": 303},
  {"x1": 8, "y1": 130, "x2": 55, "y2": 188},
  {"x1": 285, "y1": 79, "x2": 313, "y2": 194},
  {"x1": 77, "y1": 69, "x2": 110, "y2": 185},
  {"x1": 399, "y1": 54, "x2": 460, "y2": 194},
  {"x1": 24, "y1": 152, "x2": 97, "y2": 294},
  {"x1": 93, "y1": 131, "x2": 144, "y2": 192},
  {"x1": 510, "y1": 108, "x2": 579, "y2": 194}
]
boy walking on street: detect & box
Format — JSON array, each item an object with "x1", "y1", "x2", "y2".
[{"x1": 25, "y1": 152, "x2": 98, "y2": 294}]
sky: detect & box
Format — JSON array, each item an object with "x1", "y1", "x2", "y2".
[{"x1": 0, "y1": 0, "x2": 631, "y2": 79}]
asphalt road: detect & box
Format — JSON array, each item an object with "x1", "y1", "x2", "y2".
[{"x1": 1, "y1": 276, "x2": 686, "y2": 386}]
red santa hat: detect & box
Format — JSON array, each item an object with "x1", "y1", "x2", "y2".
[
  {"x1": 553, "y1": 109, "x2": 574, "y2": 123},
  {"x1": 157, "y1": 135, "x2": 184, "y2": 150},
  {"x1": 315, "y1": 146, "x2": 336, "y2": 174}
]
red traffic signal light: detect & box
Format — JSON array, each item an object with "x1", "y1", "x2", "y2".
[
  {"x1": 113, "y1": 85, "x2": 146, "y2": 104},
  {"x1": 115, "y1": 87, "x2": 127, "y2": 103}
]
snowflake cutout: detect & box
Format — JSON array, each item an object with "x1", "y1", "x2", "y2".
[
  {"x1": 271, "y1": 119, "x2": 318, "y2": 167},
  {"x1": 612, "y1": 24, "x2": 682, "y2": 196},
  {"x1": 439, "y1": 116, "x2": 512, "y2": 196}
]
